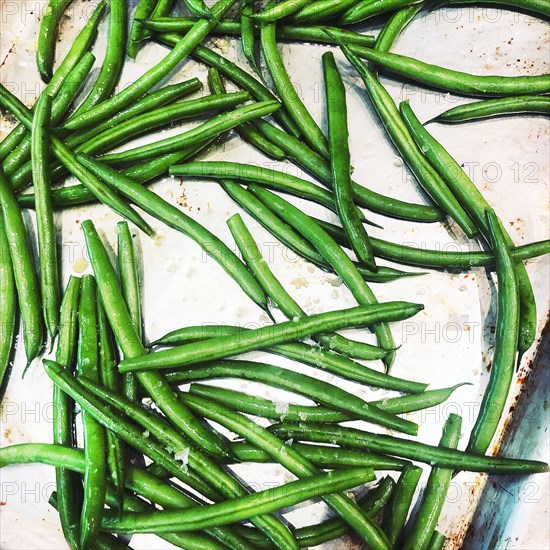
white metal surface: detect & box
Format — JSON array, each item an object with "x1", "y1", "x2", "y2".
[{"x1": 0, "y1": 2, "x2": 549, "y2": 548}]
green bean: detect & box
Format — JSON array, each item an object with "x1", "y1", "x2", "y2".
[
  {"x1": 249, "y1": 186, "x2": 398, "y2": 368},
  {"x1": 336, "y1": 43, "x2": 479, "y2": 237},
  {"x1": 81, "y1": 220, "x2": 236, "y2": 460},
  {"x1": 403, "y1": 413, "x2": 462, "y2": 550},
  {"x1": 0, "y1": 1, "x2": 106, "y2": 162},
  {"x1": 53, "y1": 277, "x2": 81, "y2": 550},
  {"x1": 77, "y1": 156, "x2": 268, "y2": 310},
  {"x1": 340, "y1": 0, "x2": 423, "y2": 25},
  {"x1": 384, "y1": 465, "x2": 422, "y2": 547},
  {"x1": 207, "y1": 69, "x2": 285, "y2": 159},
  {"x1": 260, "y1": 16, "x2": 328, "y2": 156},
  {"x1": 163, "y1": 358, "x2": 419, "y2": 435},
  {"x1": 31, "y1": 94, "x2": 60, "y2": 343},
  {"x1": 144, "y1": 17, "x2": 377, "y2": 46},
  {"x1": 64, "y1": 0, "x2": 239, "y2": 131},
  {"x1": 0, "y1": 168, "x2": 43, "y2": 365},
  {"x1": 189, "y1": 382, "x2": 469, "y2": 422},
  {"x1": 170, "y1": 161, "x2": 374, "y2": 223},
  {"x1": 375, "y1": 2, "x2": 424, "y2": 52},
  {"x1": 351, "y1": 45, "x2": 550, "y2": 97},
  {"x1": 117, "y1": 222, "x2": 141, "y2": 406},
  {"x1": 120, "y1": 301, "x2": 422, "y2": 375},
  {"x1": 181, "y1": 392, "x2": 390, "y2": 550},
  {"x1": 270, "y1": 422, "x2": 549, "y2": 473},
  {"x1": 36, "y1": 0, "x2": 74, "y2": 81},
  {"x1": 129, "y1": 0, "x2": 157, "y2": 58},
  {"x1": 447, "y1": 0, "x2": 550, "y2": 19},
  {"x1": 426, "y1": 530, "x2": 447, "y2": 550},
  {"x1": 101, "y1": 467, "x2": 377, "y2": 535},
  {"x1": 97, "y1": 302, "x2": 126, "y2": 512},
  {"x1": 231, "y1": 440, "x2": 408, "y2": 470},
  {"x1": 219, "y1": 181, "x2": 420, "y2": 283},
  {"x1": 0, "y1": 444, "x2": 250, "y2": 550},
  {"x1": 467, "y1": 210, "x2": 520, "y2": 455},
  {"x1": 430, "y1": 95, "x2": 550, "y2": 124},
  {"x1": 227, "y1": 212, "x2": 389, "y2": 360},
  {"x1": 4, "y1": 52, "x2": 96, "y2": 179},
  {"x1": 153, "y1": 325, "x2": 427, "y2": 393},
  {"x1": 241, "y1": 4, "x2": 261, "y2": 75},
  {"x1": 101, "y1": 100, "x2": 280, "y2": 163},
  {"x1": 255, "y1": 0, "x2": 312, "y2": 21},
  {"x1": 81, "y1": 378, "x2": 299, "y2": 550},
  {"x1": 289, "y1": 0, "x2": 356, "y2": 24},
  {"x1": 0, "y1": 217, "x2": 16, "y2": 400},
  {"x1": 77, "y1": 276, "x2": 108, "y2": 549},
  {"x1": 250, "y1": 120, "x2": 444, "y2": 223},
  {"x1": 69, "y1": 0, "x2": 127, "y2": 118},
  {"x1": 324, "y1": 51, "x2": 377, "y2": 270},
  {"x1": 399, "y1": 100, "x2": 536, "y2": 359}
]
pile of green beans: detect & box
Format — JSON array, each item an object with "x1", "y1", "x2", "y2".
[{"x1": 0, "y1": 1, "x2": 549, "y2": 548}]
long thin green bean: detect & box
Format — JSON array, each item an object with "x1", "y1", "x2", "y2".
[
  {"x1": 128, "y1": 0, "x2": 157, "y2": 58},
  {"x1": 340, "y1": 0, "x2": 423, "y2": 25},
  {"x1": 289, "y1": 0, "x2": 356, "y2": 24},
  {"x1": 375, "y1": 2, "x2": 424, "y2": 52}
]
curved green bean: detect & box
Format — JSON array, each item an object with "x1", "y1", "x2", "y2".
[
  {"x1": 467, "y1": 210, "x2": 520, "y2": 455},
  {"x1": 269, "y1": 422, "x2": 549, "y2": 473},
  {"x1": 403, "y1": 413, "x2": 462, "y2": 550},
  {"x1": 290, "y1": 0, "x2": 356, "y2": 24},
  {"x1": 323, "y1": 51, "x2": 377, "y2": 270},
  {"x1": 448, "y1": 0, "x2": 550, "y2": 19},
  {"x1": 32, "y1": 94, "x2": 60, "y2": 343},
  {"x1": 340, "y1": 0, "x2": 423, "y2": 25},
  {"x1": 181, "y1": 392, "x2": 390, "y2": 550},
  {"x1": 63, "y1": 0, "x2": 238, "y2": 131},
  {"x1": 77, "y1": 275, "x2": 107, "y2": 549},
  {"x1": 351, "y1": 45, "x2": 550, "y2": 97},
  {"x1": 249, "y1": 186, "x2": 397, "y2": 368},
  {"x1": 162, "y1": 358, "x2": 420, "y2": 435},
  {"x1": 375, "y1": 2, "x2": 424, "y2": 52},
  {"x1": 430, "y1": 95, "x2": 550, "y2": 124},
  {"x1": 254, "y1": 0, "x2": 312, "y2": 21},
  {"x1": 0, "y1": 168, "x2": 43, "y2": 365},
  {"x1": 128, "y1": 0, "x2": 157, "y2": 58}
]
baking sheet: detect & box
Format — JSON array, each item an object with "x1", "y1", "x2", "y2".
[{"x1": 0, "y1": 1, "x2": 549, "y2": 548}]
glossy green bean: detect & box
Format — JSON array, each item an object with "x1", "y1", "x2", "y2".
[
  {"x1": 0, "y1": 217, "x2": 16, "y2": 400},
  {"x1": 162, "y1": 358, "x2": 419, "y2": 435},
  {"x1": 153, "y1": 325, "x2": 427, "y2": 393},
  {"x1": 69, "y1": 0, "x2": 127, "y2": 117},
  {"x1": 448, "y1": 0, "x2": 550, "y2": 19},
  {"x1": 53, "y1": 276, "x2": 81, "y2": 550},
  {"x1": 340, "y1": 0, "x2": 423, "y2": 25},
  {"x1": 101, "y1": 468, "x2": 376, "y2": 534},
  {"x1": 189, "y1": 382, "x2": 468, "y2": 422},
  {"x1": 0, "y1": 168, "x2": 43, "y2": 365},
  {"x1": 0, "y1": 0, "x2": 106, "y2": 162},
  {"x1": 289, "y1": 0, "x2": 356, "y2": 24},
  {"x1": 260, "y1": 16, "x2": 328, "y2": 156},
  {"x1": 181, "y1": 392, "x2": 390, "y2": 550},
  {"x1": 77, "y1": 275, "x2": 107, "y2": 549},
  {"x1": 81, "y1": 220, "x2": 236, "y2": 460},
  {"x1": 467, "y1": 210, "x2": 520, "y2": 455},
  {"x1": 117, "y1": 221, "x2": 141, "y2": 405},
  {"x1": 399, "y1": 100, "x2": 536, "y2": 358},
  {"x1": 249, "y1": 186, "x2": 397, "y2": 368},
  {"x1": 227, "y1": 213, "x2": 389, "y2": 360},
  {"x1": 241, "y1": 4, "x2": 262, "y2": 75},
  {"x1": 255, "y1": 0, "x2": 312, "y2": 21},
  {"x1": 375, "y1": 2, "x2": 423, "y2": 52},
  {"x1": 403, "y1": 413, "x2": 462, "y2": 550},
  {"x1": 144, "y1": 18, "x2": 376, "y2": 46},
  {"x1": 351, "y1": 45, "x2": 550, "y2": 96},
  {"x1": 120, "y1": 301, "x2": 421, "y2": 377},
  {"x1": 64, "y1": 0, "x2": 238, "y2": 131},
  {"x1": 336, "y1": 43, "x2": 478, "y2": 237},
  {"x1": 384, "y1": 465, "x2": 422, "y2": 547},
  {"x1": 231, "y1": 440, "x2": 408, "y2": 470},
  {"x1": 128, "y1": 0, "x2": 157, "y2": 58},
  {"x1": 250, "y1": 119, "x2": 444, "y2": 223},
  {"x1": 426, "y1": 531, "x2": 447, "y2": 550},
  {"x1": 36, "y1": 0, "x2": 74, "y2": 81},
  {"x1": 219, "y1": 181, "x2": 421, "y2": 283},
  {"x1": 323, "y1": 51, "x2": 377, "y2": 270},
  {"x1": 77, "y1": 155, "x2": 268, "y2": 309},
  {"x1": 101, "y1": 100, "x2": 280, "y2": 163},
  {"x1": 32, "y1": 94, "x2": 60, "y2": 343},
  {"x1": 170, "y1": 161, "x2": 373, "y2": 222},
  {"x1": 430, "y1": 95, "x2": 550, "y2": 124},
  {"x1": 270, "y1": 422, "x2": 549, "y2": 473},
  {"x1": 80, "y1": 379, "x2": 311, "y2": 549}
]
